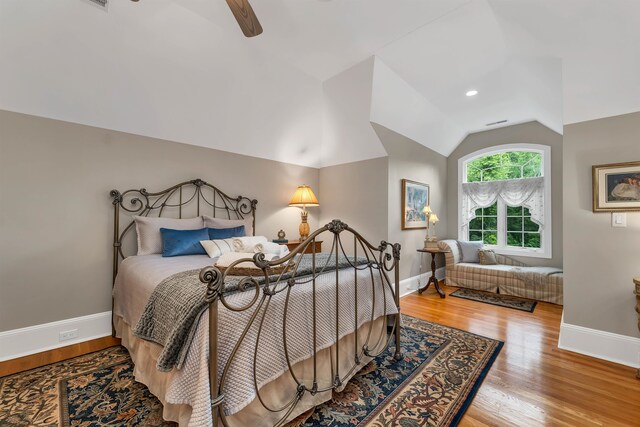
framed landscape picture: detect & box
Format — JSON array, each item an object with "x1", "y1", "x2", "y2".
[
  {"x1": 592, "y1": 161, "x2": 640, "y2": 212},
  {"x1": 401, "y1": 179, "x2": 430, "y2": 229}
]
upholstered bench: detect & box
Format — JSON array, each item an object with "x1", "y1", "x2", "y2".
[{"x1": 437, "y1": 239, "x2": 563, "y2": 305}]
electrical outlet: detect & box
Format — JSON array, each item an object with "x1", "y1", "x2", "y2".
[{"x1": 59, "y1": 329, "x2": 79, "y2": 342}]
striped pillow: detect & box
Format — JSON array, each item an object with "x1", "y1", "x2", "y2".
[{"x1": 200, "y1": 238, "x2": 235, "y2": 259}]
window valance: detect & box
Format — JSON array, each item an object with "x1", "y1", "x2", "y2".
[{"x1": 461, "y1": 176, "x2": 545, "y2": 227}]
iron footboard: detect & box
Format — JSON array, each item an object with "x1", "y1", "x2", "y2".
[{"x1": 200, "y1": 219, "x2": 401, "y2": 427}]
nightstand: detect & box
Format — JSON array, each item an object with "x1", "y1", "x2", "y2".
[{"x1": 285, "y1": 240, "x2": 323, "y2": 254}]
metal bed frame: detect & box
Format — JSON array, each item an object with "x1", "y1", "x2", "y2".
[{"x1": 110, "y1": 179, "x2": 402, "y2": 426}]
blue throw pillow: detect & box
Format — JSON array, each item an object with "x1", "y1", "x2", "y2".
[
  {"x1": 207, "y1": 226, "x2": 245, "y2": 240},
  {"x1": 160, "y1": 228, "x2": 209, "y2": 257}
]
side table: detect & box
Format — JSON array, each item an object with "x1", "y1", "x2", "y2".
[{"x1": 417, "y1": 248, "x2": 450, "y2": 298}]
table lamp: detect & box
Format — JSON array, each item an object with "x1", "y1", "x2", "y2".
[
  {"x1": 288, "y1": 185, "x2": 319, "y2": 241},
  {"x1": 422, "y1": 205, "x2": 440, "y2": 249}
]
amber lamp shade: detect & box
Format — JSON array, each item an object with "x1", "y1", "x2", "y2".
[{"x1": 288, "y1": 185, "x2": 319, "y2": 241}]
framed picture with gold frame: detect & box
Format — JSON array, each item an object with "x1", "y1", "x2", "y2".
[
  {"x1": 592, "y1": 161, "x2": 640, "y2": 212},
  {"x1": 401, "y1": 179, "x2": 430, "y2": 229}
]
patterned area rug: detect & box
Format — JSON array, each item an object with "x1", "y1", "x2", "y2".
[
  {"x1": 0, "y1": 315, "x2": 502, "y2": 427},
  {"x1": 0, "y1": 346, "x2": 173, "y2": 427},
  {"x1": 450, "y1": 288, "x2": 538, "y2": 312}
]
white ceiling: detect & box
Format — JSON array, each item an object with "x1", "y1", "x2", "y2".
[
  {"x1": 239, "y1": 0, "x2": 470, "y2": 81},
  {"x1": 375, "y1": 0, "x2": 564, "y2": 140},
  {"x1": 489, "y1": 0, "x2": 640, "y2": 125},
  {"x1": 1, "y1": 0, "x2": 639, "y2": 167}
]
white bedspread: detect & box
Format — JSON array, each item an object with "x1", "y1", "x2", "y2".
[{"x1": 113, "y1": 254, "x2": 397, "y2": 426}]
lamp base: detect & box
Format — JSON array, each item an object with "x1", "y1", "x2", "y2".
[
  {"x1": 299, "y1": 210, "x2": 310, "y2": 241},
  {"x1": 424, "y1": 237, "x2": 439, "y2": 250}
]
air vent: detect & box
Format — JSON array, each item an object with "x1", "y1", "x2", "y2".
[
  {"x1": 486, "y1": 119, "x2": 508, "y2": 127},
  {"x1": 88, "y1": 0, "x2": 107, "y2": 7}
]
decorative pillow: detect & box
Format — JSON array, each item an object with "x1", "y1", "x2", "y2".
[
  {"x1": 200, "y1": 238, "x2": 236, "y2": 259},
  {"x1": 478, "y1": 249, "x2": 498, "y2": 265},
  {"x1": 160, "y1": 228, "x2": 209, "y2": 257},
  {"x1": 202, "y1": 215, "x2": 253, "y2": 236},
  {"x1": 456, "y1": 240, "x2": 484, "y2": 263},
  {"x1": 208, "y1": 226, "x2": 245, "y2": 240},
  {"x1": 134, "y1": 216, "x2": 204, "y2": 256}
]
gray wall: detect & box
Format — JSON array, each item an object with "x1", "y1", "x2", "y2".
[
  {"x1": 563, "y1": 112, "x2": 640, "y2": 337},
  {"x1": 374, "y1": 124, "x2": 448, "y2": 282},
  {"x1": 318, "y1": 124, "x2": 449, "y2": 283},
  {"x1": 447, "y1": 121, "x2": 564, "y2": 268},
  {"x1": 318, "y1": 156, "x2": 389, "y2": 248},
  {"x1": 0, "y1": 110, "x2": 319, "y2": 331}
]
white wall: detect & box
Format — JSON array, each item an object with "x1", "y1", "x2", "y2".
[
  {"x1": 370, "y1": 58, "x2": 465, "y2": 157},
  {"x1": 321, "y1": 57, "x2": 387, "y2": 167}
]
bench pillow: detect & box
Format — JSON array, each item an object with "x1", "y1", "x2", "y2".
[
  {"x1": 134, "y1": 216, "x2": 205, "y2": 256},
  {"x1": 160, "y1": 228, "x2": 209, "y2": 257},
  {"x1": 457, "y1": 240, "x2": 484, "y2": 263},
  {"x1": 478, "y1": 249, "x2": 498, "y2": 265}
]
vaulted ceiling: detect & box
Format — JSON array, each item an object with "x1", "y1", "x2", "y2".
[{"x1": 1, "y1": 0, "x2": 638, "y2": 167}]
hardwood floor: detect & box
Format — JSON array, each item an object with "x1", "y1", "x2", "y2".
[
  {"x1": 402, "y1": 286, "x2": 640, "y2": 427},
  {"x1": 2, "y1": 287, "x2": 638, "y2": 426},
  {"x1": 0, "y1": 336, "x2": 120, "y2": 377}
]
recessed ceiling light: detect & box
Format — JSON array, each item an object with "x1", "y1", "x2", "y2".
[{"x1": 466, "y1": 90, "x2": 478, "y2": 97}]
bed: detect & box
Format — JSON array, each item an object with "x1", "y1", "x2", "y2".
[{"x1": 109, "y1": 179, "x2": 402, "y2": 426}]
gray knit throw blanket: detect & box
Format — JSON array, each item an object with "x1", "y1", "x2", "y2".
[{"x1": 133, "y1": 253, "x2": 369, "y2": 371}]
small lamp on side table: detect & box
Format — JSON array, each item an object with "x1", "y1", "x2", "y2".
[
  {"x1": 288, "y1": 185, "x2": 319, "y2": 241},
  {"x1": 422, "y1": 205, "x2": 440, "y2": 249}
]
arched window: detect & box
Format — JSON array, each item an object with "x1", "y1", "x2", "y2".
[{"x1": 458, "y1": 144, "x2": 552, "y2": 258}]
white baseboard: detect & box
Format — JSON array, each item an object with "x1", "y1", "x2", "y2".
[
  {"x1": 398, "y1": 267, "x2": 446, "y2": 298},
  {"x1": 0, "y1": 311, "x2": 112, "y2": 362},
  {"x1": 558, "y1": 313, "x2": 640, "y2": 368}
]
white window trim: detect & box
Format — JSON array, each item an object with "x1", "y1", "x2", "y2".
[{"x1": 457, "y1": 143, "x2": 552, "y2": 259}]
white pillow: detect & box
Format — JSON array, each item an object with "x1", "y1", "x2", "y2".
[
  {"x1": 456, "y1": 240, "x2": 484, "y2": 263},
  {"x1": 202, "y1": 215, "x2": 253, "y2": 236},
  {"x1": 134, "y1": 216, "x2": 204, "y2": 256},
  {"x1": 200, "y1": 239, "x2": 236, "y2": 259}
]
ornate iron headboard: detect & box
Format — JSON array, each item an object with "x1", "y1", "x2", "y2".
[{"x1": 109, "y1": 178, "x2": 257, "y2": 284}]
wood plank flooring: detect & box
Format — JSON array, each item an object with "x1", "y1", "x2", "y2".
[
  {"x1": 402, "y1": 286, "x2": 640, "y2": 427},
  {"x1": 1, "y1": 286, "x2": 638, "y2": 426}
]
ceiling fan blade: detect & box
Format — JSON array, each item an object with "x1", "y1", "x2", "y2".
[{"x1": 225, "y1": 0, "x2": 263, "y2": 37}]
